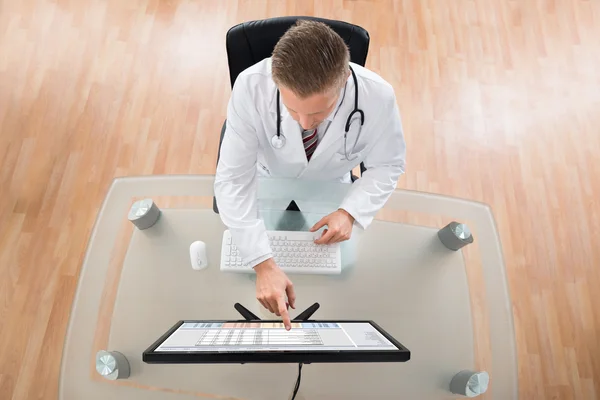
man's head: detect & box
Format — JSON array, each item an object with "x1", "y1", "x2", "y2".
[{"x1": 272, "y1": 20, "x2": 351, "y2": 130}]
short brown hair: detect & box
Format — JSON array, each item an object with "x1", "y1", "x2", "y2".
[{"x1": 271, "y1": 20, "x2": 350, "y2": 98}]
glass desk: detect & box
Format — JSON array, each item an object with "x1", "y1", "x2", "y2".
[{"x1": 59, "y1": 176, "x2": 517, "y2": 399}]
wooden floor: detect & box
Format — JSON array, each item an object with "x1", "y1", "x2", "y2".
[{"x1": 1, "y1": 0, "x2": 599, "y2": 399}]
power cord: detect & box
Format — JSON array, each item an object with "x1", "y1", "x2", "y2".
[{"x1": 290, "y1": 363, "x2": 303, "y2": 400}]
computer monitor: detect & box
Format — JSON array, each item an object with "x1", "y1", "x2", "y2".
[{"x1": 143, "y1": 320, "x2": 410, "y2": 364}]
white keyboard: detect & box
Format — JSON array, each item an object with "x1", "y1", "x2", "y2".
[{"x1": 220, "y1": 230, "x2": 341, "y2": 275}]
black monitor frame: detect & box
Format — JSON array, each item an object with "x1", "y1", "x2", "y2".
[{"x1": 143, "y1": 320, "x2": 411, "y2": 364}]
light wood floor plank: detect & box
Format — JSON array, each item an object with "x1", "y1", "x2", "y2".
[{"x1": 1, "y1": 1, "x2": 599, "y2": 398}]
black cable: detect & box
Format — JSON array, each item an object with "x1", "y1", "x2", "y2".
[{"x1": 290, "y1": 363, "x2": 303, "y2": 400}]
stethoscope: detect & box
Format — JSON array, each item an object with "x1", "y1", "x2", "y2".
[{"x1": 271, "y1": 66, "x2": 364, "y2": 161}]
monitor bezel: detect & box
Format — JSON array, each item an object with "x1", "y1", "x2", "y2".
[{"x1": 142, "y1": 320, "x2": 411, "y2": 364}]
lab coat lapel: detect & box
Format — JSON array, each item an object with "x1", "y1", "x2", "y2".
[
  {"x1": 310, "y1": 116, "x2": 346, "y2": 160},
  {"x1": 282, "y1": 114, "x2": 305, "y2": 160},
  {"x1": 276, "y1": 112, "x2": 308, "y2": 171},
  {"x1": 268, "y1": 94, "x2": 309, "y2": 175}
]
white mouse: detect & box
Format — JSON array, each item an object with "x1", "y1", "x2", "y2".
[{"x1": 189, "y1": 241, "x2": 208, "y2": 270}]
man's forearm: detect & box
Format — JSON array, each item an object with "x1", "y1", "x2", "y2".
[
  {"x1": 339, "y1": 165, "x2": 403, "y2": 229},
  {"x1": 249, "y1": 253, "x2": 274, "y2": 269},
  {"x1": 254, "y1": 257, "x2": 277, "y2": 273},
  {"x1": 215, "y1": 166, "x2": 272, "y2": 265}
]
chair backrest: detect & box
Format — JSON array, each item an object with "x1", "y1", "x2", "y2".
[{"x1": 225, "y1": 16, "x2": 370, "y2": 88}]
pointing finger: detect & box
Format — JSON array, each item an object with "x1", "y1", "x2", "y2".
[
  {"x1": 310, "y1": 216, "x2": 328, "y2": 232},
  {"x1": 278, "y1": 297, "x2": 292, "y2": 330}
]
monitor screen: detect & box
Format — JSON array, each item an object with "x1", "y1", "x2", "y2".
[{"x1": 155, "y1": 321, "x2": 399, "y2": 353}]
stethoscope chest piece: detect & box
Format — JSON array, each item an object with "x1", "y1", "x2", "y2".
[{"x1": 271, "y1": 134, "x2": 286, "y2": 149}]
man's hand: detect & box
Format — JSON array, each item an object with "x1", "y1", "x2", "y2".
[
  {"x1": 310, "y1": 209, "x2": 355, "y2": 244},
  {"x1": 254, "y1": 258, "x2": 296, "y2": 330}
]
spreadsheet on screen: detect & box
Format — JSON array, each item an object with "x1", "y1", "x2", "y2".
[{"x1": 155, "y1": 322, "x2": 399, "y2": 352}]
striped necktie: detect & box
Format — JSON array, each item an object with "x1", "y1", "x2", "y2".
[{"x1": 302, "y1": 128, "x2": 318, "y2": 161}]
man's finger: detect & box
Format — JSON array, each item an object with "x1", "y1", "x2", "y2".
[
  {"x1": 258, "y1": 299, "x2": 270, "y2": 311},
  {"x1": 286, "y1": 282, "x2": 296, "y2": 309},
  {"x1": 273, "y1": 296, "x2": 285, "y2": 316},
  {"x1": 261, "y1": 300, "x2": 273, "y2": 313},
  {"x1": 278, "y1": 297, "x2": 292, "y2": 330},
  {"x1": 327, "y1": 232, "x2": 345, "y2": 244},
  {"x1": 315, "y1": 228, "x2": 336, "y2": 244},
  {"x1": 267, "y1": 298, "x2": 281, "y2": 316},
  {"x1": 325, "y1": 230, "x2": 346, "y2": 244},
  {"x1": 310, "y1": 216, "x2": 328, "y2": 232},
  {"x1": 264, "y1": 298, "x2": 276, "y2": 314}
]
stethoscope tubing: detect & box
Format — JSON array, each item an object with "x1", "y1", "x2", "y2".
[{"x1": 273, "y1": 66, "x2": 365, "y2": 161}]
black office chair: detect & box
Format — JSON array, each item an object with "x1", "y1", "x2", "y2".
[{"x1": 214, "y1": 16, "x2": 370, "y2": 213}]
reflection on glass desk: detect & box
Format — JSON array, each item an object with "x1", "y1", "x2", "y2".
[{"x1": 59, "y1": 175, "x2": 517, "y2": 400}]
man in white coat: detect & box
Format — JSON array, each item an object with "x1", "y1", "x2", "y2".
[{"x1": 215, "y1": 20, "x2": 406, "y2": 330}]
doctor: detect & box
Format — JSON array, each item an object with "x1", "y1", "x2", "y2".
[{"x1": 215, "y1": 20, "x2": 406, "y2": 330}]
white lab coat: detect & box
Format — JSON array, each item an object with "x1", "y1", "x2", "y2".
[{"x1": 215, "y1": 58, "x2": 406, "y2": 266}]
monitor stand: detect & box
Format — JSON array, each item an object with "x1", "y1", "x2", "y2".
[{"x1": 234, "y1": 302, "x2": 320, "y2": 321}]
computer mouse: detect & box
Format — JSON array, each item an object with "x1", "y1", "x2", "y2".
[{"x1": 189, "y1": 241, "x2": 208, "y2": 270}]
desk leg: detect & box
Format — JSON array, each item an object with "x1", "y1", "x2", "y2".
[
  {"x1": 450, "y1": 370, "x2": 489, "y2": 397},
  {"x1": 437, "y1": 222, "x2": 474, "y2": 250},
  {"x1": 128, "y1": 199, "x2": 161, "y2": 230},
  {"x1": 95, "y1": 350, "x2": 130, "y2": 380}
]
